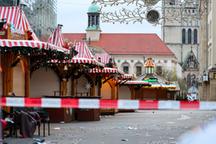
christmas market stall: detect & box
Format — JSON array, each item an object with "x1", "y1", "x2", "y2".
[
  {"x1": 30, "y1": 24, "x2": 77, "y2": 123},
  {"x1": 89, "y1": 49, "x2": 123, "y2": 115},
  {"x1": 66, "y1": 42, "x2": 106, "y2": 121},
  {"x1": 0, "y1": 6, "x2": 71, "y2": 99},
  {"x1": 35, "y1": 24, "x2": 103, "y2": 122},
  {"x1": 118, "y1": 74, "x2": 135, "y2": 100}
]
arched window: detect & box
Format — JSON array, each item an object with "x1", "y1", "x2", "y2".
[
  {"x1": 188, "y1": 29, "x2": 192, "y2": 44},
  {"x1": 135, "y1": 62, "x2": 143, "y2": 76},
  {"x1": 122, "y1": 62, "x2": 130, "y2": 74},
  {"x1": 193, "y1": 29, "x2": 198, "y2": 44},
  {"x1": 182, "y1": 29, "x2": 186, "y2": 44}
]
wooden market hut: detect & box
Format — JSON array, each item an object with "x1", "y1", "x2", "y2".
[
  {"x1": 89, "y1": 49, "x2": 124, "y2": 115},
  {"x1": 0, "y1": 6, "x2": 70, "y2": 100},
  {"x1": 118, "y1": 74, "x2": 136, "y2": 100},
  {"x1": 30, "y1": 24, "x2": 103, "y2": 122}
]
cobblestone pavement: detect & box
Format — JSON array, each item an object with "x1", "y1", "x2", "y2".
[{"x1": 4, "y1": 110, "x2": 216, "y2": 144}]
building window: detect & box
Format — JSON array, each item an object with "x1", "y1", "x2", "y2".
[
  {"x1": 182, "y1": 29, "x2": 186, "y2": 44},
  {"x1": 96, "y1": 15, "x2": 99, "y2": 26},
  {"x1": 188, "y1": 29, "x2": 192, "y2": 44},
  {"x1": 123, "y1": 66, "x2": 129, "y2": 74},
  {"x1": 136, "y1": 66, "x2": 142, "y2": 76},
  {"x1": 193, "y1": 29, "x2": 198, "y2": 44},
  {"x1": 122, "y1": 62, "x2": 130, "y2": 74},
  {"x1": 92, "y1": 16, "x2": 95, "y2": 26}
]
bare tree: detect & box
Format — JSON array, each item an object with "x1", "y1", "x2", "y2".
[{"x1": 93, "y1": 0, "x2": 200, "y2": 25}]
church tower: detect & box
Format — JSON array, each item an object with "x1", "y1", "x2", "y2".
[
  {"x1": 162, "y1": 0, "x2": 200, "y2": 95},
  {"x1": 162, "y1": 0, "x2": 199, "y2": 65},
  {"x1": 86, "y1": 3, "x2": 101, "y2": 41}
]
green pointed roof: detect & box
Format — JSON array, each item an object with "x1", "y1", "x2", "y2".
[{"x1": 88, "y1": 3, "x2": 100, "y2": 13}]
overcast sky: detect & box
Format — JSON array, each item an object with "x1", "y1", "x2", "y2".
[{"x1": 57, "y1": 0, "x2": 161, "y2": 36}]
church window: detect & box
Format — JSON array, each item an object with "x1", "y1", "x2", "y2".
[
  {"x1": 188, "y1": 29, "x2": 192, "y2": 44},
  {"x1": 182, "y1": 29, "x2": 186, "y2": 44},
  {"x1": 193, "y1": 29, "x2": 198, "y2": 44}
]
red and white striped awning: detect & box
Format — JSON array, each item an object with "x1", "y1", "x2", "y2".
[
  {"x1": 0, "y1": 39, "x2": 70, "y2": 53},
  {"x1": 0, "y1": 6, "x2": 38, "y2": 40},
  {"x1": 95, "y1": 53, "x2": 111, "y2": 64},
  {"x1": 70, "y1": 41, "x2": 101, "y2": 65},
  {"x1": 120, "y1": 74, "x2": 134, "y2": 80},
  {"x1": 48, "y1": 25, "x2": 65, "y2": 48},
  {"x1": 89, "y1": 67, "x2": 119, "y2": 74}
]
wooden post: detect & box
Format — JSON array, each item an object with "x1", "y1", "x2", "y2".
[
  {"x1": 130, "y1": 87, "x2": 135, "y2": 99},
  {"x1": 24, "y1": 57, "x2": 30, "y2": 97},
  {"x1": 110, "y1": 81, "x2": 115, "y2": 100},
  {"x1": 116, "y1": 84, "x2": 119, "y2": 99},
  {"x1": 2, "y1": 53, "x2": 13, "y2": 96},
  {"x1": 97, "y1": 78, "x2": 102, "y2": 97},
  {"x1": 71, "y1": 78, "x2": 76, "y2": 96},
  {"x1": 60, "y1": 79, "x2": 68, "y2": 96},
  {"x1": 90, "y1": 83, "x2": 96, "y2": 96}
]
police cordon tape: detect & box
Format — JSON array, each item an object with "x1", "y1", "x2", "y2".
[{"x1": 1, "y1": 97, "x2": 216, "y2": 110}]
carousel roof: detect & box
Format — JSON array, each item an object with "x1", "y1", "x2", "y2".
[
  {"x1": 137, "y1": 74, "x2": 177, "y2": 90},
  {"x1": 144, "y1": 58, "x2": 155, "y2": 67}
]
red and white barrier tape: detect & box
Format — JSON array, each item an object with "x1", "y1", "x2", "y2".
[{"x1": 1, "y1": 98, "x2": 216, "y2": 110}]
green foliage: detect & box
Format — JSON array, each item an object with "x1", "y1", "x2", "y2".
[{"x1": 161, "y1": 69, "x2": 187, "y2": 90}]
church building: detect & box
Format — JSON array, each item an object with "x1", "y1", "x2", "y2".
[{"x1": 63, "y1": 3, "x2": 178, "y2": 80}]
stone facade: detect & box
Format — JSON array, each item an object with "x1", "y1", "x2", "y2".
[
  {"x1": 162, "y1": 0, "x2": 199, "y2": 65},
  {"x1": 113, "y1": 54, "x2": 178, "y2": 77},
  {"x1": 162, "y1": 0, "x2": 200, "y2": 97}
]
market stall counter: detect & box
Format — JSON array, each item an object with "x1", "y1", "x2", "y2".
[
  {"x1": 42, "y1": 96, "x2": 101, "y2": 122},
  {"x1": 74, "y1": 96, "x2": 101, "y2": 121}
]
